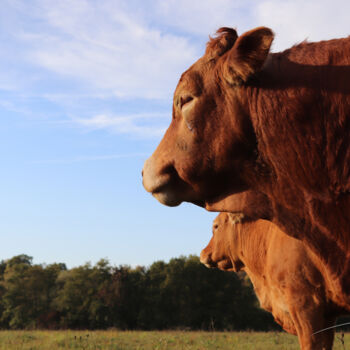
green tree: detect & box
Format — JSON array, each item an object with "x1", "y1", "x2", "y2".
[
  {"x1": 0, "y1": 254, "x2": 280, "y2": 331},
  {"x1": 53, "y1": 259, "x2": 112, "y2": 329},
  {"x1": 0, "y1": 255, "x2": 63, "y2": 329},
  {"x1": 99, "y1": 265, "x2": 146, "y2": 329}
]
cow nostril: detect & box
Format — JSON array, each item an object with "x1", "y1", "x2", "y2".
[
  {"x1": 141, "y1": 169, "x2": 144, "y2": 177},
  {"x1": 162, "y1": 164, "x2": 176, "y2": 176}
]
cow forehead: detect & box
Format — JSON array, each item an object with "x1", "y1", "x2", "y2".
[
  {"x1": 175, "y1": 58, "x2": 216, "y2": 96},
  {"x1": 176, "y1": 71, "x2": 203, "y2": 97},
  {"x1": 214, "y1": 212, "x2": 229, "y2": 228}
]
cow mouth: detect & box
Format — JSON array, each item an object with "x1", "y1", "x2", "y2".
[
  {"x1": 152, "y1": 183, "x2": 183, "y2": 207},
  {"x1": 204, "y1": 259, "x2": 233, "y2": 270},
  {"x1": 200, "y1": 254, "x2": 233, "y2": 271},
  {"x1": 202, "y1": 262, "x2": 213, "y2": 268},
  {"x1": 218, "y1": 260, "x2": 233, "y2": 270},
  {"x1": 142, "y1": 159, "x2": 206, "y2": 207},
  {"x1": 146, "y1": 174, "x2": 189, "y2": 206},
  {"x1": 200, "y1": 256, "x2": 216, "y2": 269},
  {"x1": 142, "y1": 168, "x2": 179, "y2": 206},
  {"x1": 146, "y1": 175, "x2": 205, "y2": 207}
]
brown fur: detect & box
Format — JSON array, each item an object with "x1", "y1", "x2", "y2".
[
  {"x1": 205, "y1": 27, "x2": 238, "y2": 58},
  {"x1": 142, "y1": 27, "x2": 350, "y2": 309},
  {"x1": 201, "y1": 213, "x2": 347, "y2": 350}
]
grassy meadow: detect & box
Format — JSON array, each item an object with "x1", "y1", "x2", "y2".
[{"x1": 0, "y1": 331, "x2": 349, "y2": 350}]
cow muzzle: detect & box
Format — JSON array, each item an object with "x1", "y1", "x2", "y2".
[
  {"x1": 200, "y1": 250, "x2": 216, "y2": 268},
  {"x1": 142, "y1": 157, "x2": 183, "y2": 207}
]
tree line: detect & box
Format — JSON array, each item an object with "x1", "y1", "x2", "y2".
[{"x1": 0, "y1": 254, "x2": 279, "y2": 330}]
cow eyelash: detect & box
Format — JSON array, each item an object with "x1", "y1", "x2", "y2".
[{"x1": 180, "y1": 95, "x2": 193, "y2": 109}]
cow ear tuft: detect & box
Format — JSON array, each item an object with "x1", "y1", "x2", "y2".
[
  {"x1": 206, "y1": 27, "x2": 238, "y2": 58},
  {"x1": 228, "y1": 213, "x2": 245, "y2": 224},
  {"x1": 224, "y1": 27, "x2": 274, "y2": 85}
]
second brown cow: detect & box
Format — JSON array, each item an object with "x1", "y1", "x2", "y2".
[{"x1": 200, "y1": 213, "x2": 347, "y2": 350}]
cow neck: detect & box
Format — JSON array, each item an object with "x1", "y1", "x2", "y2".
[
  {"x1": 242, "y1": 57, "x2": 350, "y2": 309},
  {"x1": 231, "y1": 219, "x2": 270, "y2": 276}
]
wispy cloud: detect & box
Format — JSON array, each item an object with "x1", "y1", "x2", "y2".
[
  {"x1": 8, "y1": 0, "x2": 198, "y2": 100},
  {"x1": 72, "y1": 113, "x2": 169, "y2": 138},
  {"x1": 29, "y1": 152, "x2": 149, "y2": 165},
  {"x1": 4, "y1": 0, "x2": 350, "y2": 94},
  {"x1": 152, "y1": 0, "x2": 256, "y2": 36},
  {"x1": 2, "y1": 0, "x2": 350, "y2": 138},
  {"x1": 255, "y1": 0, "x2": 350, "y2": 51}
]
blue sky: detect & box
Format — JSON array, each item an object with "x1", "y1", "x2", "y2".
[{"x1": 1, "y1": 0, "x2": 350, "y2": 268}]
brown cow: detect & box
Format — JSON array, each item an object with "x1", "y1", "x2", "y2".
[
  {"x1": 201, "y1": 213, "x2": 347, "y2": 350},
  {"x1": 142, "y1": 27, "x2": 350, "y2": 309}
]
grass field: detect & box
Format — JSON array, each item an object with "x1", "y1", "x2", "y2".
[
  {"x1": 0, "y1": 330, "x2": 348, "y2": 349},
  {"x1": 0, "y1": 330, "x2": 350, "y2": 350}
]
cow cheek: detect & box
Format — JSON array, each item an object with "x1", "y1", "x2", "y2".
[{"x1": 173, "y1": 141, "x2": 205, "y2": 187}]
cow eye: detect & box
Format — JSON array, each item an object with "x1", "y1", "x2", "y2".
[
  {"x1": 180, "y1": 95, "x2": 194, "y2": 109},
  {"x1": 213, "y1": 224, "x2": 219, "y2": 230}
]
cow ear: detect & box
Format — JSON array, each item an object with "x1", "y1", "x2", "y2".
[{"x1": 224, "y1": 27, "x2": 274, "y2": 85}]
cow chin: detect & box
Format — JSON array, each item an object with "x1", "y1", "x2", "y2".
[
  {"x1": 153, "y1": 190, "x2": 183, "y2": 207},
  {"x1": 152, "y1": 185, "x2": 204, "y2": 207}
]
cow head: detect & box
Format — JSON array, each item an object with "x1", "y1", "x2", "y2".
[
  {"x1": 142, "y1": 27, "x2": 274, "y2": 209},
  {"x1": 200, "y1": 212, "x2": 244, "y2": 272}
]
